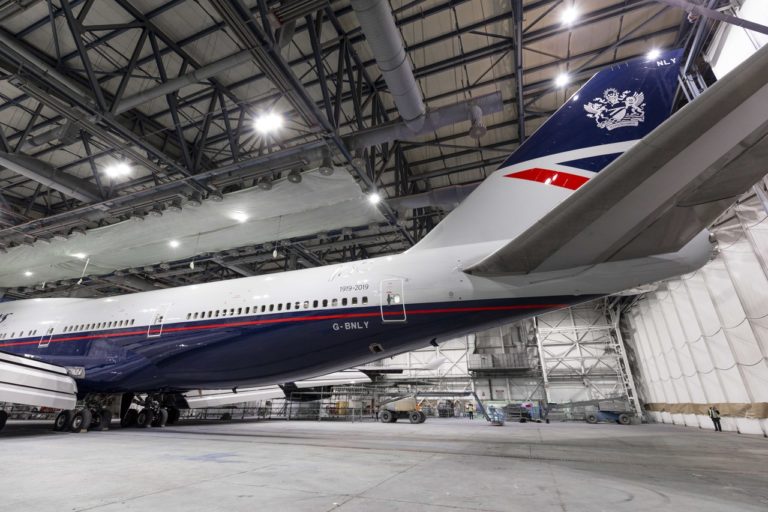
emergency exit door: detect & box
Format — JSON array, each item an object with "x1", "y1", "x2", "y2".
[
  {"x1": 147, "y1": 303, "x2": 171, "y2": 338},
  {"x1": 380, "y1": 279, "x2": 406, "y2": 322}
]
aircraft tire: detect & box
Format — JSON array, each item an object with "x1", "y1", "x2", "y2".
[
  {"x1": 53, "y1": 410, "x2": 72, "y2": 431},
  {"x1": 136, "y1": 408, "x2": 154, "y2": 428},
  {"x1": 408, "y1": 411, "x2": 421, "y2": 424},
  {"x1": 70, "y1": 409, "x2": 92, "y2": 433},
  {"x1": 121, "y1": 409, "x2": 138, "y2": 428},
  {"x1": 166, "y1": 407, "x2": 180, "y2": 425},
  {"x1": 93, "y1": 410, "x2": 112, "y2": 431},
  {"x1": 417, "y1": 411, "x2": 427, "y2": 423},
  {"x1": 379, "y1": 410, "x2": 393, "y2": 423},
  {"x1": 0, "y1": 410, "x2": 7, "y2": 431},
  {"x1": 151, "y1": 408, "x2": 168, "y2": 427}
]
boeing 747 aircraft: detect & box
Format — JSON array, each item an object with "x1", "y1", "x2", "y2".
[{"x1": 1, "y1": 45, "x2": 767, "y2": 433}]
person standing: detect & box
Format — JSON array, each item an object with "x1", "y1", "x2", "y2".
[
  {"x1": 708, "y1": 406, "x2": 722, "y2": 432},
  {"x1": 467, "y1": 402, "x2": 474, "y2": 420}
]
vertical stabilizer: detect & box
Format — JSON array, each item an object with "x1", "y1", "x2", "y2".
[{"x1": 410, "y1": 50, "x2": 683, "y2": 252}]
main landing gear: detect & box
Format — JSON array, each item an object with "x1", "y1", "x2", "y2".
[
  {"x1": 52, "y1": 393, "x2": 181, "y2": 433},
  {"x1": 118, "y1": 393, "x2": 179, "y2": 429},
  {"x1": 53, "y1": 394, "x2": 115, "y2": 433}
]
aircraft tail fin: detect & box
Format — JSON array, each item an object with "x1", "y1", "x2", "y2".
[{"x1": 410, "y1": 50, "x2": 684, "y2": 252}]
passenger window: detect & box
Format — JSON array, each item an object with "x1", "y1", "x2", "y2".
[
  {"x1": 322, "y1": 299, "x2": 328, "y2": 307},
  {"x1": 230, "y1": 308, "x2": 235, "y2": 316},
  {"x1": 303, "y1": 301, "x2": 309, "y2": 309},
  {"x1": 362, "y1": 296, "x2": 368, "y2": 305},
  {"x1": 245, "y1": 307, "x2": 250, "y2": 314},
  {"x1": 131, "y1": 319, "x2": 135, "y2": 325},
  {"x1": 295, "y1": 302, "x2": 300, "y2": 309},
  {"x1": 352, "y1": 297, "x2": 358, "y2": 305},
  {"x1": 278, "y1": 303, "x2": 283, "y2": 311},
  {"x1": 313, "y1": 300, "x2": 318, "y2": 308},
  {"x1": 215, "y1": 310, "x2": 220, "y2": 317},
  {"x1": 261, "y1": 305, "x2": 266, "y2": 313},
  {"x1": 269, "y1": 304, "x2": 274, "y2": 312},
  {"x1": 286, "y1": 302, "x2": 291, "y2": 311},
  {"x1": 237, "y1": 308, "x2": 242, "y2": 315},
  {"x1": 342, "y1": 298, "x2": 348, "y2": 306},
  {"x1": 332, "y1": 298, "x2": 338, "y2": 307}
]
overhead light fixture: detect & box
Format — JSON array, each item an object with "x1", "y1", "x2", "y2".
[
  {"x1": 554, "y1": 73, "x2": 570, "y2": 88},
  {"x1": 287, "y1": 169, "x2": 302, "y2": 184},
  {"x1": 104, "y1": 162, "x2": 131, "y2": 178},
  {"x1": 71, "y1": 253, "x2": 87, "y2": 260},
  {"x1": 24, "y1": 270, "x2": 33, "y2": 277},
  {"x1": 561, "y1": 6, "x2": 578, "y2": 25},
  {"x1": 646, "y1": 48, "x2": 661, "y2": 61},
  {"x1": 254, "y1": 112, "x2": 284, "y2": 134},
  {"x1": 468, "y1": 105, "x2": 487, "y2": 139},
  {"x1": 257, "y1": 176, "x2": 273, "y2": 190},
  {"x1": 230, "y1": 211, "x2": 249, "y2": 223},
  {"x1": 368, "y1": 192, "x2": 382, "y2": 205},
  {"x1": 169, "y1": 240, "x2": 180, "y2": 248}
]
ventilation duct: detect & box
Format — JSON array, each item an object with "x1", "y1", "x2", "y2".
[{"x1": 351, "y1": 0, "x2": 426, "y2": 130}]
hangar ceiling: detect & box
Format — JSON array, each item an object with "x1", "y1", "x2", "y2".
[{"x1": 0, "y1": 0, "x2": 725, "y2": 298}]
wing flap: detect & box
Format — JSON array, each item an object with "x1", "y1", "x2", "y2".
[{"x1": 466, "y1": 44, "x2": 768, "y2": 276}]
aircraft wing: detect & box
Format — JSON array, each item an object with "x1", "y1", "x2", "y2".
[{"x1": 466, "y1": 44, "x2": 768, "y2": 276}]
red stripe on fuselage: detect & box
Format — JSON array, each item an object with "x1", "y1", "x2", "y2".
[
  {"x1": 504, "y1": 168, "x2": 589, "y2": 190},
  {"x1": 0, "y1": 303, "x2": 566, "y2": 348}
]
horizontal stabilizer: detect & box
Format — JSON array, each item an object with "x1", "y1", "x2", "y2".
[{"x1": 466, "y1": 44, "x2": 768, "y2": 276}]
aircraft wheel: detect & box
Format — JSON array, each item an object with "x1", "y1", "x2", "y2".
[
  {"x1": 136, "y1": 408, "x2": 154, "y2": 428},
  {"x1": 417, "y1": 411, "x2": 427, "y2": 423},
  {"x1": 166, "y1": 407, "x2": 180, "y2": 425},
  {"x1": 70, "y1": 409, "x2": 92, "y2": 433},
  {"x1": 151, "y1": 408, "x2": 168, "y2": 427},
  {"x1": 408, "y1": 411, "x2": 421, "y2": 424},
  {"x1": 121, "y1": 409, "x2": 138, "y2": 428},
  {"x1": 379, "y1": 410, "x2": 393, "y2": 423},
  {"x1": 0, "y1": 410, "x2": 7, "y2": 431},
  {"x1": 53, "y1": 410, "x2": 72, "y2": 431},
  {"x1": 93, "y1": 410, "x2": 112, "y2": 431}
]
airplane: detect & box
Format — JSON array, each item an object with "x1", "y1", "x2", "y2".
[{"x1": 1, "y1": 45, "x2": 767, "y2": 433}]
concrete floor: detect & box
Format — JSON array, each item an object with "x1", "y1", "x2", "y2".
[{"x1": 1, "y1": 418, "x2": 766, "y2": 512}]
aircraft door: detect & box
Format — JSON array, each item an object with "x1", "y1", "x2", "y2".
[
  {"x1": 147, "y1": 303, "x2": 171, "y2": 338},
  {"x1": 38, "y1": 319, "x2": 61, "y2": 348},
  {"x1": 380, "y1": 279, "x2": 406, "y2": 322}
]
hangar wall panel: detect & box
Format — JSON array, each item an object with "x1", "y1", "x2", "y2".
[{"x1": 626, "y1": 196, "x2": 768, "y2": 436}]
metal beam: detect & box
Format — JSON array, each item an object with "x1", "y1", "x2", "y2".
[{"x1": 655, "y1": 0, "x2": 768, "y2": 36}]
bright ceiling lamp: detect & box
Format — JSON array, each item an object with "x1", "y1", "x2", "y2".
[
  {"x1": 254, "y1": 112, "x2": 284, "y2": 134},
  {"x1": 24, "y1": 270, "x2": 33, "y2": 277},
  {"x1": 70, "y1": 253, "x2": 88, "y2": 259},
  {"x1": 368, "y1": 192, "x2": 382, "y2": 205},
  {"x1": 646, "y1": 48, "x2": 661, "y2": 61},
  {"x1": 561, "y1": 6, "x2": 579, "y2": 25},
  {"x1": 554, "y1": 73, "x2": 570, "y2": 88},
  {"x1": 169, "y1": 240, "x2": 180, "y2": 248},
  {"x1": 104, "y1": 162, "x2": 131, "y2": 178}
]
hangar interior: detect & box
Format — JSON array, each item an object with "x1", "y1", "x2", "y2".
[{"x1": 1, "y1": 0, "x2": 768, "y2": 510}]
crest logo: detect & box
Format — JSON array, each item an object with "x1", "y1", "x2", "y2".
[{"x1": 584, "y1": 88, "x2": 645, "y2": 130}]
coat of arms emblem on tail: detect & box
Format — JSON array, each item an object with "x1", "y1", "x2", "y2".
[{"x1": 584, "y1": 88, "x2": 645, "y2": 130}]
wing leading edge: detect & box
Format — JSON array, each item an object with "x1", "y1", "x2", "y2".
[{"x1": 466, "y1": 44, "x2": 768, "y2": 276}]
